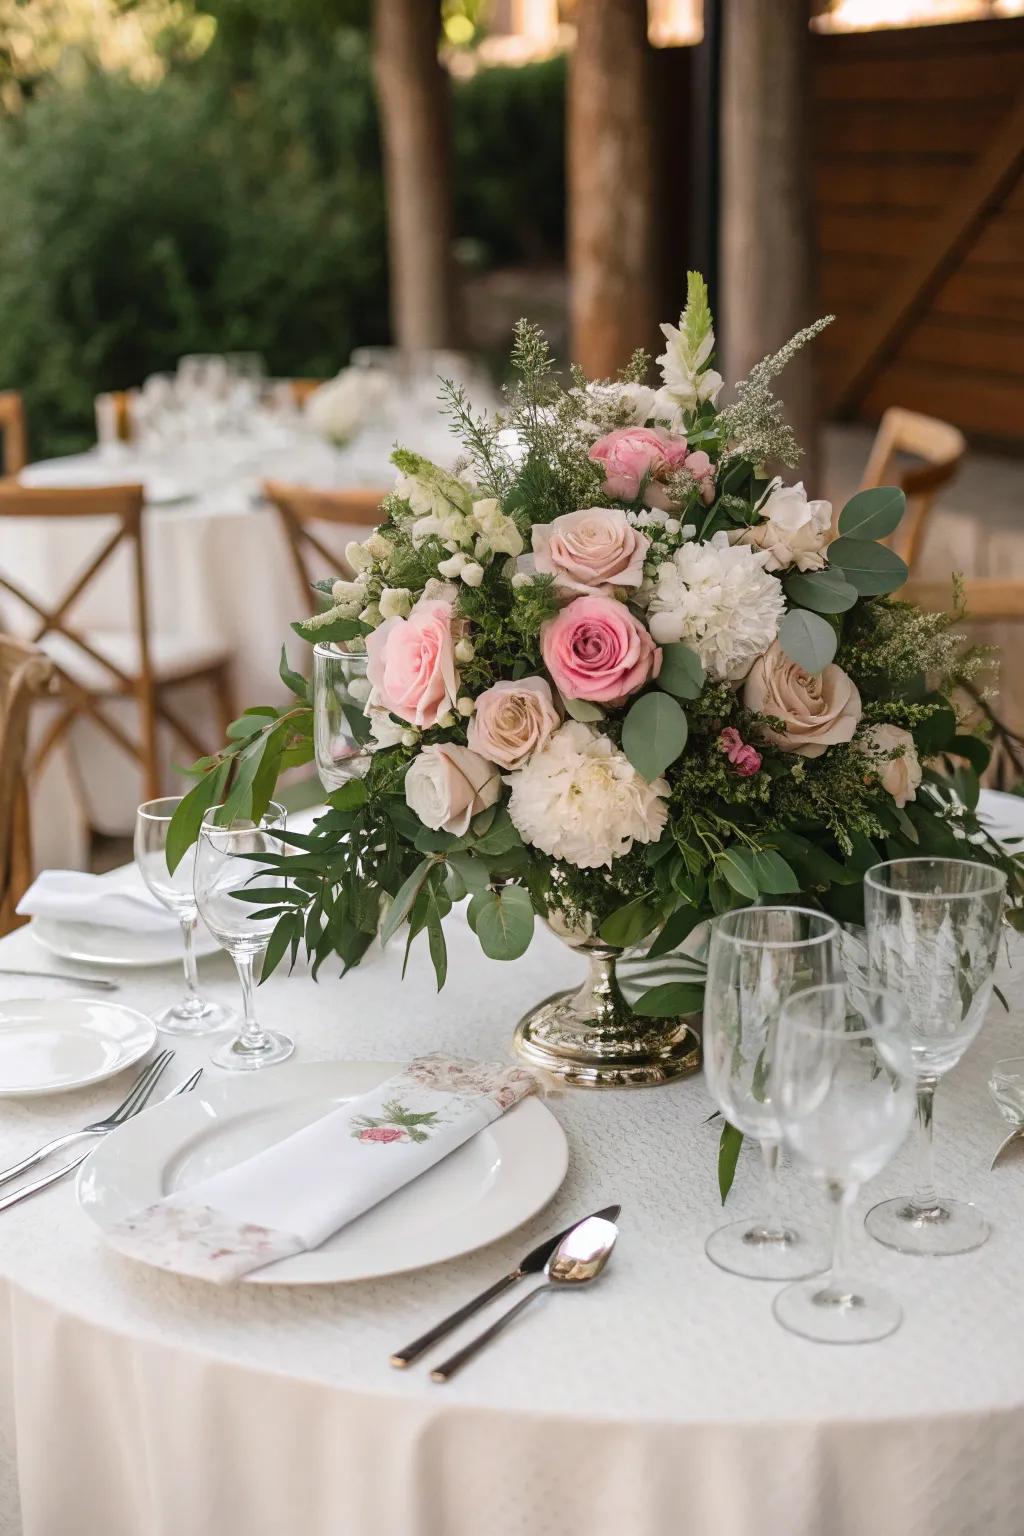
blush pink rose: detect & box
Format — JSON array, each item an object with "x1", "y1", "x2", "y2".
[
  {"x1": 531, "y1": 507, "x2": 650, "y2": 596},
  {"x1": 365, "y1": 598, "x2": 459, "y2": 729},
  {"x1": 718, "y1": 726, "x2": 762, "y2": 777},
  {"x1": 359, "y1": 1126, "x2": 407, "y2": 1144},
  {"x1": 541, "y1": 595, "x2": 661, "y2": 704},
  {"x1": 468, "y1": 677, "x2": 560, "y2": 769},
  {"x1": 589, "y1": 426, "x2": 690, "y2": 503}
]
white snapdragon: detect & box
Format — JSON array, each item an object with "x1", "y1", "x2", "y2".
[
  {"x1": 393, "y1": 452, "x2": 475, "y2": 552},
  {"x1": 454, "y1": 638, "x2": 475, "y2": 663},
  {"x1": 457, "y1": 696, "x2": 475, "y2": 717},
  {"x1": 471, "y1": 497, "x2": 524, "y2": 559},
  {"x1": 328, "y1": 577, "x2": 367, "y2": 619},
  {"x1": 460, "y1": 562, "x2": 485, "y2": 588},
  {"x1": 378, "y1": 587, "x2": 413, "y2": 621},
  {"x1": 358, "y1": 603, "x2": 381, "y2": 628},
  {"x1": 345, "y1": 540, "x2": 374, "y2": 574},
  {"x1": 364, "y1": 531, "x2": 393, "y2": 561},
  {"x1": 655, "y1": 272, "x2": 725, "y2": 416},
  {"x1": 368, "y1": 709, "x2": 407, "y2": 750}
]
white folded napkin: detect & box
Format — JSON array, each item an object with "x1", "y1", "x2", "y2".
[
  {"x1": 16, "y1": 869, "x2": 179, "y2": 933},
  {"x1": 106, "y1": 1054, "x2": 538, "y2": 1283}
]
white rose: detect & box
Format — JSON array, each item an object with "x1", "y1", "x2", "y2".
[
  {"x1": 738, "y1": 481, "x2": 832, "y2": 573},
  {"x1": 856, "y1": 724, "x2": 922, "y2": 808},
  {"x1": 404, "y1": 743, "x2": 502, "y2": 835}
]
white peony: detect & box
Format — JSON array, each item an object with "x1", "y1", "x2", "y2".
[
  {"x1": 505, "y1": 721, "x2": 668, "y2": 870},
  {"x1": 642, "y1": 532, "x2": 785, "y2": 682},
  {"x1": 737, "y1": 480, "x2": 833, "y2": 573}
]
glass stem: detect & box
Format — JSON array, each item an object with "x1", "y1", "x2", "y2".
[
  {"x1": 912, "y1": 1075, "x2": 940, "y2": 1215},
  {"x1": 180, "y1": 915, "x2": 202, "y2": 1005},
  {"x1": 824, "y1": 1178, "x2": 857, "y2": 1300},
  {"x1": 233, "y1": 953, "x2": 266, "y2": 1051},
  {"x1": 759, "y1": 1138, "x2": 787, "y2": 1241}
]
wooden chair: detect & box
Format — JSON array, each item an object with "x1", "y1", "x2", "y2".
[
  {"x1": 0, "y1": 637, "x2": 54, "y2": 934},
  {"x1": 289, "y1": 379, "x2": 325, "y2": 407},
  {"x1": 860, "y1": 407, "x2": 966, "y2": 573},
  {"x1": 0, "y1": 392, "x2": 28, "y2": 476},
  {"x1": 0, "y1": 483, "x2": 235, "y2": 806},
  {"x1": 263, "y1": 480, "x2": 386, "y2": 599}
]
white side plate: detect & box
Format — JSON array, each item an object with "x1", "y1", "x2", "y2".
[
  {"x1": 0, "y1": 998, "x2": 158, "y2": 1096},
  {"x1": 79, "y1": 1060, "x2": 569, "y2": 1284},
  {"x1": 31, "y1": 917, "x2": 219, "y2": 969}
]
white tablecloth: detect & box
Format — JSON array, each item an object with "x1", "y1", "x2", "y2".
[{"x1": 1, "y1": 791, "x2": 1024, "y2": 1536}]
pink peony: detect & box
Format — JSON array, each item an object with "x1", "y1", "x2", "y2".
[
  {"x1": 359, "y1": 1126, "x2": 407, "y2": 1144},
  {"x1": 541, "y1": 595, "x2": 660, "y2": 704},
  {"x1": 364, "y1": 597, "x2": 459, "y2": 729},
  {"x1": 718, "y1": 726, "x2": 762, "y2": 777},
  {"x1": 589, "y1": 426, "x2": 690, "y2": 503},
  {"x1": 531, "y1": 506, "x2": 649, "y2": 597}
]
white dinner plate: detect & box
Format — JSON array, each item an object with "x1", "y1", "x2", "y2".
[
  {"x1": 20, "y1": 457, "x2": 195, "y2": 506},
  {"x1": 78, "y1": 1060, "x2": 569, "y2": 1284},
  {"x1": 0, "y1": 998, "x2": 157, "y2": 1097},
  {"x1": 30, "y1": 916, "x2": 219, "y2": 969}
]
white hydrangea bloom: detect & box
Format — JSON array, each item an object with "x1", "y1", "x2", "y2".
[
  {"x1": 643, "y1": 532, "x2": 785, "y2": 682},
  {"x1": 505, "y1": 721, "x2": 668, "y2": 870}
]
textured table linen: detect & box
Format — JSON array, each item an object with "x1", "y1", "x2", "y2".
[{"x1": 1, "y1": 792, "x2": 1024, "y2": 1536}]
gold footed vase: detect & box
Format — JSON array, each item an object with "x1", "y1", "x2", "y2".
[{"x1": 513, "y1": 929, "x2": 701, "y2": 1089}]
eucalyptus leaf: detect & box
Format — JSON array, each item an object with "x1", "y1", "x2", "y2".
[
  {"x1": 165, "y1": 760, "x2": 229, "y2": 873},
  {"x1": 278, "y1": 646, "x2": 311, "y2": 703},
  {"x1": 777, "y1": 609, "x2": 837, "y2": 674},
  {"x1": 561, "y1": 694, "x2": 605, "y2": 723},
  {"x1": 598, "y1": 893, "x2": 659, "y2": 949},
  {"x1": 827, "y1": 537, "x2": 908, "y2": 596},
  {"x1": 749, "y1": 849, "x2": 799, "y2": 895},
  {"x1": 622, "y1": 693, "x2": 688, "y2": 781},
  {"x1": 469, "y1": 885, "x2": 535, "y2": 961},
  {"x1": 783, "y1": 568, "x2": 859, "y2": 615},
  {"x1": 715, "y1": 847, "x2": 759, "y2": 901},
  {"x1": 632, "y1": 981, "x2": 705, "y2": 1017},
  {"x1": 837, "y1": 485, "x2": 906, "y2": 541},
  {"x1": 656, "y1": 643, "x2": 705, "y2": 700}
]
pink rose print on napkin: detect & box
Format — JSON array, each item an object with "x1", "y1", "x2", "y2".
[{"x1": 358, "y1": 1126, "x2": 408, "y2": 1145}]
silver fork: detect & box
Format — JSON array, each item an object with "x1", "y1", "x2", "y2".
[
  {"x1": 0, "y1": 1067, "x2": 203, "y2": 1214},
  {"x1": 0, "y1": 1048, "x2": 174, "y2": 1190}
]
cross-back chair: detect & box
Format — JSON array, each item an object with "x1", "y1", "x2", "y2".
[
  {"x1": 860, "y1": 407, "x2": 967, "y2": 574},
  {"x1": 0, "y1": 482, "x2": 235, "y2": 806},
  {"x1": 263, "y1": 480, "x2": 386, "y2": 600},
  {"x1": 0, "y1": 392, "x2": 28, "y2": 476},
  {"x1": 0, "y1": 637, "x2": 53, "y2": 934}
]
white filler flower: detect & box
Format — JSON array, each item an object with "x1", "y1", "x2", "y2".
[
  {"x1": 506, "y1": 721, "x2": 668, "y2": 869},
  {"x1": 644, "y1": 532, "x2": 785, "y2": 682}
]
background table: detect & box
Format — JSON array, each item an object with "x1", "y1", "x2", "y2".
[{"x1": 1, "y1": 794, "x2": 1024, "y2": 1536}]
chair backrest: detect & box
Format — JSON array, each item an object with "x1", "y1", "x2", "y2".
[
  {"x1": 901, "y1": 579, "x2": 1024, "y2": 622},
  {"x1": 0, "y1": 483, "x2": 159, "y2": 794},
  {"x1": 263, "y1": 480, "x2": 386, "y2": 600},
  {"x1": 0, "y1": 636, "x2": 53, "y2": 933},
  {"x1": 860, "y1": 407, "x2": 966, "y2": 573},
  {"x1": 0, "y1": 392, "x2": 28, "y2": 476}
]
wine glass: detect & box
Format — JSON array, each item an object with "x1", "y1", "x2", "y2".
[
  {"x1": 193, "y1": 803, "x2": 293, "y2": 1072},
  {"x1": 134, "y1": 798, "x2": 235, "y2": 1037},
  {"x1": 702, "y1": 906, "x2": 838, "y2": 1279},
  {"x1": 863, "y1": 857, "x2": 1006, "y2": 1255},
  {"x1": 313, "y1": 643, "x2": 373, "y2": 791},
  {"x1": 770, "y1": 983, "x2": 916, "y2": 1344}
]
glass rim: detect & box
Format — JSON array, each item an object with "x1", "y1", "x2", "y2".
[
  {"x1": 779, "y1": 982, "x2": 905, "y2": 1040},
  {"x1": 136, "y1": 795, "x2": 187, "y2": 823},
  {"x1": 199, "y1": 801, "x2": 287, "y2": 837},
  {"x1": 711, "y1": 905, "x2": 839, "y2": 951},
  {"x1": 864, "y1": 856, "x2": 1007, "y2": 901},
  {"x1": 313, "y1": 640, "x2": 367, "y2": 660}
]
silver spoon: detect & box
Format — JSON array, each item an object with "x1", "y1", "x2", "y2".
[{"x1": 430, "y1": 1215, "x2": 618, "y2": 1383}]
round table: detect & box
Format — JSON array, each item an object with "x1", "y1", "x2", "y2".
[{"x1": 2, "y1": 796, "x2": 1024, "y2": 1536}]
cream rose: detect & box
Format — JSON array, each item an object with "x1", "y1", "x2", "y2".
[
  {"x1": 856, "y1": 724, "x2": 922, "y2": 808},
  {"x1": 743, "y1": 641, "x2": 862, "y2": 758},
  {"x1": 403, "y1": 743, "x2": 502, "y2": 835},
  {"x1": 467, "y1": 677, "x2": 560, "y2": 770},
  {"x1": 529, "y1": 507, "x2": 650, "y2": 597}
]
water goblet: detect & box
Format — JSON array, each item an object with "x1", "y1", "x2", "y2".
[
  {"x1": 134, "y1": 798, "x2": 235, "y2": 1036},
  {"x1": 313, "y1": 643, "x2": 373, "y2": 792},
  {"x1": 863, "y1": 857, "x2": 1006, "y2": 1255},
  {"x1": 193, "y1": 803, "x2": 293, "y2": 1072},
  {"x1": 702, "y1": 906, "x2": 838, "y2": 1280},
  {"x1": 771, "y1": 983, "x2": 916, "y2": 1344}
]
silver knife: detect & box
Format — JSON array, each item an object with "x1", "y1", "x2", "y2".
[
  {"x1": 389, "y1": 1203, "x2": 621, "y2": 1368},
  {"x1": 0, "y1": 1068, "x2": 204, "y2": 1213},
  {"x1": 0, "y1": 969, "x2": 118, "y2": 991}
]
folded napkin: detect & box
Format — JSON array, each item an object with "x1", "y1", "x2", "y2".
[
  {"x1": 16, "y1": 869, "x2": 179, "y2": 933},
  {"x1": 106, "y1": 1055, "x2": 538, "y2": 1283}
]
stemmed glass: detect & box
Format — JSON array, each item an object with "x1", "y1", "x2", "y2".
[
  {"x1": 313, "y1": 643, "x2": 372, "y2": 790},
  {"x1": 863, "y1": 857, "x2": 1006, "y2": 1255},
  {"x1": 702, "y1": 906, "x2": 837, "y2": 1279},
  {"x1": 134, "y1": 798, "x2": 235, "y2": 1036},
  {"x1": 770, "y1": 983, "x2": 916, "y2": 1343},
  {"x1": 193, "y1": 803, "x2": 293, "y2": 1072}
]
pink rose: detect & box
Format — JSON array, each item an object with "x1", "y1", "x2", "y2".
[
  {"x1": 468, "y1": 677, "x2": 560, "y2": 770},
  {"x1": 541, "y1": 595, "x2": 661, "y2": 704},
  {"x1": 743, "y1": 641, "x2": 862, "y2": 759},
  {"x1": 530, "y1": 507, "x2": 650, "y2": 597},
  {"x1": 404, "y1": 742, "x2": 502, "y2": 834},
  {"x1": 359, "y1": 1126, "x2": 407, "y2": 1144},
  {"x1": 718, "y1": 726, "x2": 762, "y2": 777},
  {"x1": 589, "y1": 426, "x2": 690, "y2": 503},
  {"x1": 365, "y1": 597, "x2": 459, "y2": 729}
]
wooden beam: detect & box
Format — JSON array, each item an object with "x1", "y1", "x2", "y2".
[
  {"x1": 902, "y1": 580, "x2": 1024, "y2": 621},
  {"x1": 828, "y1": 90, "x2": 1024, "y2": 417}
]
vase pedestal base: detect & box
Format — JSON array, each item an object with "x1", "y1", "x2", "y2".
[{"x1": 513, "y1": 987, "x2": 701, "y2": 1089}]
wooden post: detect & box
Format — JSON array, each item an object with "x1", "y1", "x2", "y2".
[
  {"x1": 720, "y1": 0, "x2": 820, "y2": 482},
  {"x1": 568, "y1": 0, "x2": 658, "y2": 377},
  {"x1": 372, "y1": 0, "x2": 456, "y2": 352}
]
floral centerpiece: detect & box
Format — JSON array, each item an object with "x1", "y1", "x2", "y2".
[{"x1": 169, "y1": 273, "x2": 1023, "y2": 1097}]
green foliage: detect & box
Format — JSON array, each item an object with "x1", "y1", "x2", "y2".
[
  {"x1": 777, "y1": 609, "x2": 838, "y2": 673},
  {"x1": 622, "y1": 693, "x2": 688, "y2": 781}
]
